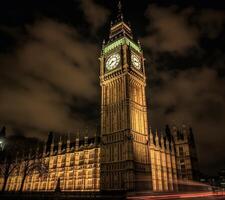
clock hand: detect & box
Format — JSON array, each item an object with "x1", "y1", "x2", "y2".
[
  {"x1": 111, "y1": 60, "x2": 116, "y2": 66},
  {"x1": 109, "y1": 60, "x2": 114, "y2": 66}
]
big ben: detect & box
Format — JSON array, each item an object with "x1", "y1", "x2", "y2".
[{"x1": 99, "y1": 2, "x2": 151, "y2": 191}]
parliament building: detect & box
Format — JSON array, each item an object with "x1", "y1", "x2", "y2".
[{"x1": 0, "y1": 2, "x2": 199, "y2": 193}]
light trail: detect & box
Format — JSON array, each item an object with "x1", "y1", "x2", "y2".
[{"x1": 127, "y1": 191, "x2": 225, "y2": 199}]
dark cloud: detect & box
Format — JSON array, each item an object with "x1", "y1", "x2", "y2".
[
  {"x1": 142, "y1": 4, "x2": 225, "y2": 174},
  {"x1": 142, "y1": 5, "x2": 199, "y2": 54},
  {"x1": 79, "y1": 0, "x2": 110, "y2": 32},
  {"x1": 0, "y1": 19, "x2": 100, "y2": 138},
  {"x1": 197, "y1": 9, "x2": 225, "y2": 39},
  {"x1": 0, "y1": 0, "x2": 110, "y2": 137},
  {"x1": 150, "y1": 67, "x2": 225, "y2": 174},
  {"x1": 142, "y1": 4, "x2": 225, "y2": 54}
]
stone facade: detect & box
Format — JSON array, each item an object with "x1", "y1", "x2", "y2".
[
  {"x1": 1, "y1": 137, "x2": 100, "y2": 192},
  {"x1": 149, "y1": 129, "x2": 178, "y2": 192}
]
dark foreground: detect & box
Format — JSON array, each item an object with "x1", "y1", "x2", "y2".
[
  {"x1": 0, "y1": 191, "x2": 126, "y2": 200},
  {"x1": 0, "y1": 191, "x2": 225, "y2": 200}
]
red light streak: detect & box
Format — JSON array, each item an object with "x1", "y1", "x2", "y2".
[{"x1": 127, "y1": 191, "x2": 225, "y2": 199}]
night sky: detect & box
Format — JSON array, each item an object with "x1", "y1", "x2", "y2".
[{"x1": 0, "y1": 0, "x2": 225, "y2": 175}]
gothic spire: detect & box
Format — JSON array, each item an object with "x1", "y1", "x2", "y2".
[
  {"x1": 117, "y1": 0, "x2": 124, "y2": 21},
  {"x1": 108, "y1": 1, "x2": 133, "y2": 42},
  {"x1": 155, "y1": 129, "x2": 159, "y2": 146}
]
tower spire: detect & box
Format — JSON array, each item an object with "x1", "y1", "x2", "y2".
[
  {"x1": 108, "y1": 1, "x2": 133, "y2": 42},
  {"x1": 117, "y1": 0, "x2": 123, "y2": 21}
]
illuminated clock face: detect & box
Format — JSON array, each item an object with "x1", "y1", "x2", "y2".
[
  {"x1": 106, "y1": 53, "x2": 120, "y2": 71},
  {"x1": 131, "y1": 54, "x2": 141, "y2": 70}
]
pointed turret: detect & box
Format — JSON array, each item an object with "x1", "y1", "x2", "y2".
[
  {"x1": 149, "y1": 127, "x2": 154, "y2": 145},
  {"x1": 43, "y1": 143, "x2": 46, "y2": 156},
  {"x1": 35, "y1": 145, "x2": 39, "y2": 158},
  {"x1": 171, "y1": 123, "x2": 177, "y2": 138},
  {"x1": 171, "y1": 140, "x2": 175, "y2": 154},
  {"x1": 58, "y1": 136, "x2": 62, "y2": 153},
  {"x1": 165, "y1": 138, "x2": 170, "y2": 152},
  {"x1": 181, "y1": 124, "x2": 188, "y2": 140},
  {"x1": 117, "y1": 1, "x2": 123, "y2": 22},
  {"x1": 109, "y1": 1, "x2": 133, "y2": 42},
  {"x1": 84, "y1": 136, "x2": 88, "y2": 147},
  {"x1": 160, "y1": 133, "x2": 165, "y2": 149},
  {"x1": 75, "y1": 132, "x2": 79, "y2": 151},
  {"x1": 155, "y1": 129, "x2": 159, "y2": 147},
  {"x1": 50, "y1": 136, "x2": 54, "y2": 155},
  {"x1": 66, "y1": 133, "x2": 70, "y2": 153}
]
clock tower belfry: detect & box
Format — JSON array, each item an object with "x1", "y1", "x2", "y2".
[{"x1": 99, "y1": 1, "x2": 151, "y2": 191}]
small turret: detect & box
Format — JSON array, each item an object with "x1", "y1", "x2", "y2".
[
  {"x1": 181, "y1": 124, "x2": 188, "y2": 140},
  {"x1": 43, "y1": 144, "x2": 46, "y2": 156},
  {"x1": 149, "y1": 127, "x2": 154, "y2": 145},
  {"x1": 50, "y1": 137, "x2": 54, "y2": 155},
  {"x1": 75, "y1": 136, "x2": 79, "y2": 151},
  {"x1": 171, "y1": 141, "x2": 175, "y2": 154},
  {"x1": 155, "y1": 129, "x2": 159, "y2": 147},
  {"x1": 58, "y1": 136, "x2": 62, "y2": 154},
  {"x1": 137, "y1": 40, "x2": 142, "y2": 50},
  {"x1": 101, "y1": 40, "x2": 105, "y2": 54},
  {"x1": 66, "y1": 133, "x2": 70, "y2": 153},
  {"x1": 165, "y1": 138, "x2": 170, "y2": 152},
  {"x1": 84, "y1": 136, "x2": 88, "y2": 147},
  {"x1": 172, "y1": 123, "x2": 177, "y2": 133},
  {"x1": 160, "y1": 134, "x2": 165, "y2": 149},
  {"x1": 35, "y1": 145, "x2": 39, "y2": 158}
]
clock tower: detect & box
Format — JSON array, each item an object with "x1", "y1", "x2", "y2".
[{"x1": 100, "y1": 2, "x2": 151, "y2": 191}]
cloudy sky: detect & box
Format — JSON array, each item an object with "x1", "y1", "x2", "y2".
[{"x1": 0, "y1": 0, "x2": 224, "y2": 175}]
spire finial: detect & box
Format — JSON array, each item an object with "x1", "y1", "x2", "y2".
[
  {"x1": 117, "y1": 0, "x2": 124, "y2": 21},
  {"x1": 118, "y1": 0, "x2": 122, "y2": 11}
]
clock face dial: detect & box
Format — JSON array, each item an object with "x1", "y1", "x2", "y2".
[
  {"x1": 106, "y1": 53, "x2": 120, "y2": 71},
  {"x1": 131, "y1": 54, "x2": 141, "y2": 70}
]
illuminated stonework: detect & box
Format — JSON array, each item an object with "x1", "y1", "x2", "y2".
[
  {"x1": 149, "y1": 130, "x2": 178, "y2": 191},
  {"x1": 0, "y1": 137, "x2": 100, "y2": 192}
]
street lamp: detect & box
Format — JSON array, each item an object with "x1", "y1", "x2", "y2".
[{"x1": 0, "y1": 139, "x2": 4, "y2": 151}]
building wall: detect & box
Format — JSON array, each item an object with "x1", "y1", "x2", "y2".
[
  {"x1": 172, "y1": 125, "x2": 199, "y2": 182},
  {"x1": 100, "y1": 38, "x2": 151, "y2": 191},
  {"x1": 149, "y1": 131, "x2": 178, "y2": 192},
  {"x1": 0, "y1": 130, "x2": 199, "y2": 193},
  {"x1": 0, "y1": 142, "x2": 100, "y2": 192}
]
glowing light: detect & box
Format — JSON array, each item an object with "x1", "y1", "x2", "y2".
[
  {"x1": 103, "y1": 37, "x2": 140, "y2": 54},
  {"x1": 127, "y1": 191, "x2": 225, "y2": 199}
]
